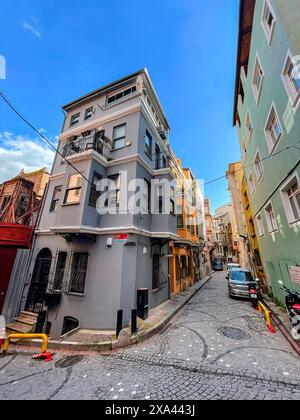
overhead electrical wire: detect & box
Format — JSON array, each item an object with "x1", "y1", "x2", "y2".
[{"x1": 0, "y1": 90, "x2": 93, "y2": 187}]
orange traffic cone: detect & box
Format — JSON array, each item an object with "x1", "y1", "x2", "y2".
[{"x1": 32, "y1": 352, "x2": 53, "y2": 362}]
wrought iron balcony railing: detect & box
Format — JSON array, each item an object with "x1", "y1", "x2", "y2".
[{"x1": 62, "y1": 130, "x2": 112, "y2": 160}]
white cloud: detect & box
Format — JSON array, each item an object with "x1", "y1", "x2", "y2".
[
  {"x1": 23, "y1": 21, "x2": 42, "y2": 38},
  {"x1": 0, "y1": 132, "x2": 55, "y2": 183}
]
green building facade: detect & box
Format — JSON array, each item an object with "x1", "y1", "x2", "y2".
[{"x1": 234, "y1": 0, "x2": 300, "y2": 303}]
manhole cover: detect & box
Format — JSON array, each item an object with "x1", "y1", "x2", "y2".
[
  {"x1": 218, "y1": 327, "x2": 250, "y2": 340},
  {"x1": 55, "y1": 355, "x2": 84, "y2": 369}
]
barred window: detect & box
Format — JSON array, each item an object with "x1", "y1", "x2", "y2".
[
  {"x1": 53, "y1": 252, "x2": 67, "y2": 291},
  {"x1": 69, "y1": 252, "x2": 88, "y2": 294}
]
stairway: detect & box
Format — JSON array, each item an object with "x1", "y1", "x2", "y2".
[{"x1": 6, "y1": 311, "x2": 38, "y2": 335}]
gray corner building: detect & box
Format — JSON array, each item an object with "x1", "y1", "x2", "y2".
[{"x1": 22, "y1": 69, "x2": 180, "y2": 339}]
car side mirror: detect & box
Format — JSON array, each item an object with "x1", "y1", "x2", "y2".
[{"x1": 226, "y1": 276, "x2": 229, "y2": 280}]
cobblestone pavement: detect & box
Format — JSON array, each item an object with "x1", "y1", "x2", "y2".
[{"x1": 1, "y1": 272, "x2": 300, "y2": 400}]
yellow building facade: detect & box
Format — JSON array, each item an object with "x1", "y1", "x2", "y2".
[{"x1": 241, "y1": 176, "x2": 268, "y2": 292}]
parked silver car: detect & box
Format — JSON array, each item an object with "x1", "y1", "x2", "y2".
[{"x1": 227, "y1": 269, "x2": 261, "y2": 299}]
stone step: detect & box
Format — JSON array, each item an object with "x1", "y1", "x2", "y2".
[
  {"x1": 6, "y1": 321, "x2": 35, "y2": 335},
  {"x1": 20, "y1": 311, "x2": 38, "y2": 320},
  {"x1": 14, "y1": 316, "x2": 37, "y2": 327}
]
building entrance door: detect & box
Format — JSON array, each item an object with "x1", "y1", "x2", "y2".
[{"x1": 25, "y1": 249, "x2": 52, "y2": 313}]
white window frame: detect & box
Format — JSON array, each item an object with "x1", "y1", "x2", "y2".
[
  {"x1": 261, "y1": 0, "x2": 276, "y2": 46},
  {"x1": 84, "y1": 107, "x2": 94, "y2": 121},
  {"x1": 70, "y1": 113, "x2": 80, "y2": 127},
  {"x1": 252, "y1": 55, "x2": 264, "y2": 104},
  {"x1": 248, "y1": 172, "x2": 256, "y2": 196},
  {"x1": 245, "y1": 111, "x2": 253, "y2": 142},
  {"x1": 256, "y1": 213, "x2": 265, "y2": 238},
  {"x1": 112, "y1": 124, "x2": 126, "y2": 150},
  {"x1": 264, "y1": 103, "x2": 283, "y2": 154},
  {"x1": 264, "y1": 200, "x2": 278, "y2": 233},
  {"x1": 281, "y1": 50, "x2": 300, "y2": 109},
  {"x1": 280, "y1": 172, "x2": 300, "y2": 226},
  {"x1": 64, "y1": 174, "x2": 83, "y2": 205},
  {"x1": 254, "y1": 149, "x2": 264, "y2": 183}
]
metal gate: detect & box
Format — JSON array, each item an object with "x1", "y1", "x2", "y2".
[
  {"x1": 25, "y1": 249, "x2": 52, "y2": 313},
  {"x1": 0, "y1": 248, "x2": 17, "y2": 312}
]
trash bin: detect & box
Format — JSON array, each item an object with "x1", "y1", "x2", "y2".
[{"x1": 137, "y1": 288, "x2": 149, "y2": 320}]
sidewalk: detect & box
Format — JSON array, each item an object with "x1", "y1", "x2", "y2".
[
  {"x1": 25, "y1": 275, "x2": 212, "y2": 353},
  {"x1": 262, "y1": 295, "x2": 300, "y2": 356}
]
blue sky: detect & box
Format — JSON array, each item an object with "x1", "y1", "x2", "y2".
[{"x1": 0, "y1": 0, "x2": 241, "y2": 213}]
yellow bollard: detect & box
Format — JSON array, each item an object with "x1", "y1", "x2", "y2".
[
  {"x1": 257, "y1": 301, "x2": 275, "y2": 333},
  {"x1": 2, "y1": 334, "x2": 48, "y2": 354}
]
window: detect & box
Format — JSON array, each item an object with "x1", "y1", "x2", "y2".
[
  {"x1": 254, "y1": 151, "x2": 264, "y2": 182},
  {"x1": 70, "y1": 113, "x2": 80, "y2": 127},
  {"x1": 170, "y1": 187, "x2": 175, "y2": 214},
  {"x1": 52, "y1": 252, "x2": 67, "y2": 291},
  {"x1": 282, "y1": 52, "x2": 300, "y2": 106},
  {"x1": 64, "y1": 175, "x2": 83, "y2": 204},
  {"x1": 245, "y1": 112, "x2": 253, "y2": 141},
  {"x1": 107, "y1": 86, "x2": 137, "y2": 106},
  {"x1": 16, "y1": 195, "x2": 29, "y2": 219},
  {"x1": 112, "y1": 124, "x2": 126, "y2": 149},
  {"x1": 281, "y1": 175, "x2": 300, "y2": 224},
  {"x1": 50, "y1": 186, "x2": 62, "y2": 212},
  {"x1": 105, "y1": 174, "x2": 121, "y2": 207},
  {"x1": 256, "y1": 214, "x2": 265, "y2": 237},
  {"x1": 159, "y1": 186, "x2": 163, "y2": 214},
  {"x1": 1, "y1": 196, "x2": 11, "y2": 212},
  {"x1": 248, "y1": 173, "x2": 255, "y2": 196},
  {"x1": 145, "y1": 130, "x2": 152, "y2": 157},
  {"x1": 177, "y1": 204, "x2": 184, "y2": 228},
  {"x1": 261, "y1": 0, "x2": 276, "y2": 45},
  {"x1": 69, "y1": 252, "x2": 88, "y2": 294},
  {"x1": 265, "y1": 202, "x2": 278, "y2": 233},
  {"x1": 265, "y1": 105, "x2": 283, "y2": 152},
  {"x1": 252, "y1": 56, "x2": 264, "y2": 103},
  {"x1": 287, "y1": 182, "x2": 300, "y2": 222},
  {"x1": 89, "y1": 172, "x2": 102, "y2": 206},
  {"x1": 62, "y1": 317, "x2": 79, "y2": 336},
  {"x1": 84, "y1": 107, "x2": 94, "y2": 120}
]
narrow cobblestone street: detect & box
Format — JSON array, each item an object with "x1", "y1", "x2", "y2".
[{"x1": 1, "y1": 272, "x2": 300, "y2": 400}]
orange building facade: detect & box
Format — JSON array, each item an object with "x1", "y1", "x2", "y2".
[{"x1": 169, "y1": 160, "x2": 205, "y2": 295}]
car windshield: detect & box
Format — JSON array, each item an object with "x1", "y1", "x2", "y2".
[{"x1": 230, "y1": 271, "x2": 254, "y2": 282}]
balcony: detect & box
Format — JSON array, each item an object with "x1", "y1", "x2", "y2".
[{"x1": 62, "y1": 130, "x2": 112, "y2": 160}]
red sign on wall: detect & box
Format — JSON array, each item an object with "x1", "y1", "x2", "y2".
[
  {"x1": 113, "y1": 234, "x2": 128, "y2": 242},
  {"x1": 289, "y1": 266, "x2": 300, "y2": 285}
]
